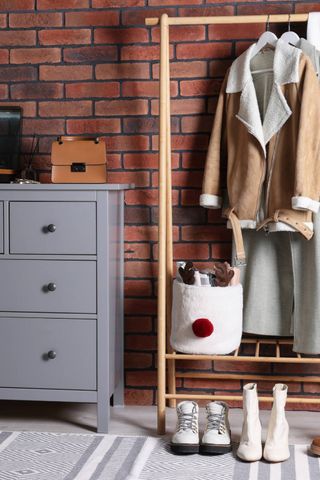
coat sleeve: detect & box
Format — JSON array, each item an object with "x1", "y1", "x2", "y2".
[
  {"x1": 200, "y1": 74, "x2": 228, "y2": 209},
  {"x1": 292, "y1": 56, "x2": 320, "y2": 214}
]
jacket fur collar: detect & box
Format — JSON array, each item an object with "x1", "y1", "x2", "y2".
[{"x1": 226, "y1": 39, "x2": 301, "y2": 155}]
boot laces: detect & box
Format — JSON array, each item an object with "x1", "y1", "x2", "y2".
[
  {"x1": 206, "y1": 409, "x2": 226, "y2": 434},
  {"x1": 177, "y1": 411, "x2": 198, "y2": 433}
]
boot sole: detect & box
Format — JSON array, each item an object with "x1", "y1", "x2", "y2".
[
  {"x1": 310, "y1": 444, "x2": 320, "y2": 456},
  {"x1": 200, "y1": 443, "x2": 232, "y2": 455},
  {"x1": 170, "y1": 443, "x2": 199, "y2": 454}
]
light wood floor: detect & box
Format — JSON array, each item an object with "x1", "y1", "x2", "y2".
[{"x1": 0, "y1": 401, "x2": 318, "y2": 444}]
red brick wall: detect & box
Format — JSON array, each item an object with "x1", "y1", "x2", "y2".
[{"x1": 2, "y1": 0, "x2": 320, "y2": 407}]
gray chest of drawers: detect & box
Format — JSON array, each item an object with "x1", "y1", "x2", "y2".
[{"x1": 0, "y1": 184, "x2": 128, "y2": 433}]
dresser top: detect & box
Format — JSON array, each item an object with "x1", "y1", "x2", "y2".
[{"x1": 0, "y1": 183, "x2": 132, "y2": 191}]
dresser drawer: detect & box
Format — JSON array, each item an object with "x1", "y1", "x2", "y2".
[
  {"x1": 0, "y1": 202, "x2": 3, "y2": 253},
  {"x1": 0, "y1": 317, "x2": 96, "y2": 390},
  {"x1": 0, "y1": 260, "x2": 96, "y2": 313},
  {"x1": 9, "y1": 201, "x2": 96, "y2": 255}
]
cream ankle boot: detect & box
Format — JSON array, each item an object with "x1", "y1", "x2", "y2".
[
  {"x1": 263, "y1": 384, "x2": 290, "y2": 462},
  {"x1": 237, "y1": 383, "x2": 262, "y2": 462}
]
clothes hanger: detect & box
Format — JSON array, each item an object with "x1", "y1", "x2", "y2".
[
  {"x1": 280, "y1": 14, "x2": 300, "y2": 45},
  {"x1": 250, "y1": 15, "x2": 278, "y2": 59}
]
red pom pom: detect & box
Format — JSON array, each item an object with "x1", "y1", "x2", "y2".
[{"x1": 192, "y1": 318, "x2": 214, "y2": 338}]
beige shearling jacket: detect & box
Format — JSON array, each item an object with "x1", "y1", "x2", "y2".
[{"x1": 200, "y1": 39, "x2": 320, "y2": 263}]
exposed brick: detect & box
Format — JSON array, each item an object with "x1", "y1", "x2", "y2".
[
  {"x1": 0, "y1": 49, "x2": 9, "y2": 63},
  {"x1": 121, "y1": 45, "x2": 173, "y2": 62},
  {"x1": 0, "y1": 0, "x2": 34, "y2": 10},
  {"x1": 0, "y1": 14, "x2": 6, "y2": 28},
  {"x1": 125, "y1": 317, "x2": 153, "y2": 334},
  {"x1": 182, "y1": 225, "x2": 231, "y2": 242},
  {"x1": 122, "y1": 7, "x2": 176, "y2": 25},
  {"x1": 10, "y1": 48, "x2": 61, "y2": 64},
  {"x1": 178, "y1": 5, "x2": 234, "y2": 16},
  {"x1": 40, "y1": 65, "x2": 92, "y2": 81},
  {"x1": 96, "y1": 62, "x2": 149, "y2": 80},
  {"x1": 107, "y1": 169, "x2": 149, "y2": 185},
  {"x1": 182, "y1": 151, "x2": 207, "y2": 169},
  {"x1": 124, "y1": 153, "x2": 173, "y2": 170},
  {"x1": 0, "y1": 66, "x2": 36, "y2": 82},
  {"x1": 180, "y1": 79, "x2": 222, "y2": 97},
  {"x1": 22, "y1": 119, "x2": 65, "y2": 135},
  {"x1": 38, "y1": 0, "x2": 88, "y2": 8},
  {"x1": 123, "y1": 118, "x2": 159, "y2": 134},
  {"x1": 153, "y1": 61, "x2": 207, "y2": 79},
  {"x1": 152, "y1": 25, "x2": 205, "y2": 43},
  {"x1": 105, "y1": 153, "x2": 121, "y2": 170},
  {"x1": 125, "y1": 334, "x2": 157, "y2": 351},
  {"x1": 125, "y1": 298, "x2": 156, "y2": 316},
  {"x1": 94, "y1": 27, "x2": 148, "y2": 44},
  {"x1": 0, "y1": 84, "x2": 7, "y2": 99},
  {"x1": 125, "y1": 206, "x2": 151, "y2": 224},
  {"x1": 125, "y1": 189, "x2": 179, "y2": 207},
  {"x1": 64, "y1": 46, "x2": 117, "y2": 63},
  {"x1": 125, "y1": 389, "x2": 153, "y2": 406},
  {"x1": 152, "y1": 98, "x2": 206, "y2": 116},
  {"x1": 10, "y1": 82, "x2": 63, "y2": 100},
  {"x1": 238, "y1": 3, "x2": 292, "y2": 15},
  {"x1": 66, "y1": 82, "x2": 120, "y2": 98},
  {"x1": 169, "y1": 133, "x2": 209, "y2": 151},
  {"x1": 122, "y1": 80, "x2": 177, "y2": 98},
  {"x1": 177, "y1": 42, "x2": 232, "y2": 60},
  {"x1": 181, "y1": 116, "x2": 213, "y2": 134},
  {"x1": 183, "y1": 378, "x2": 241, "y2": 390},
  {"x1": 125, "y1": 279, "x2": 153, "y2": 298},
  {"x1": 39, "y1": 29, "x2": 91, "y2": 46},
  {"x1": 0, "y1": 30, "x2": 35, "y2": 46},
  {"x1": 154, "y1": 242, "x2": 209, "y2": 260},
  {"x1": 124, "y1": 243, "x2": 151, "y2": 260},
  {"x1": 39, "y1": 100, "x2": 92, "y2": 117},
  {"x1": 125, "y1": 260, "x2": 157, "y2": 279},
  {"x1": 93, "y1": 0, "x2": 144, "y2": 6},
  {"x1": 126, "y1": 371, "x2": 156, "y2": 387},
  {"x1": 95, "y1": 99, "x2": 148, "y2": 116},
  {"x1": 153, "y1": 170, "x2": 204, "y2": 188},
  {"x1": 150, "y1": 0, "x2": 202, "y2": 3},
  {"x1": 125, "y1": 353, "x2": 153, "y2": 369},
  {"x1": 65, "y1": 10, "x2": 119, "y2": 26},
  {"x1": 9, "y1": 13, "x2": 62, "y2": 28},
  {"x1": 181, "y1": 189, "x2": 201, "y2": 207},
  {"x1": 125, "y1": 225, "x2": 158, "y2": 243},
  {"x1": 296, "y1": 3, "x2": 320, "y2": 13},
  {"x1": 208, "y1": 23, "x2": 265, "y2": 40},
  {"x1": 211, "y1": 243, "x2": 232, "y2": 259},
  {"x1": 66, "y1": 118, "x2": 121, "y2": 135},
  {"x1": 152, "y1": 205, "x2": 206, "y2": 224},
  {"x1": 215, "y1": 361, "x2": 271, "y2": 374}
]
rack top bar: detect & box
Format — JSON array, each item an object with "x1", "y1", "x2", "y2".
[{"x1": 145, "y1": 13, "x2": 309, "y2": 26}]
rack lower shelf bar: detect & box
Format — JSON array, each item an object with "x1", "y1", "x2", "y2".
[{"x1": 165, "y1": 394, "x2": 320, "y2": 404}]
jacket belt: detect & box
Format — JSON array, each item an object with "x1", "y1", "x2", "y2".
[
  {"x1": 257, "y1": 209, "x2": 314, "y2": 240},
  {"x1": 223, "y1": 208, "x2": 246, "y2": 266}
]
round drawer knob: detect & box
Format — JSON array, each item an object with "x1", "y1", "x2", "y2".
[
  {"x1": 47, "y1": 224, "x2": 56, "y2": 233},
  {"x1": 47, "y1": 283, "x2": 56, "y2": 292},
  {"x1": 47, "y1": 350, "x2": 57, "y2": 360}
]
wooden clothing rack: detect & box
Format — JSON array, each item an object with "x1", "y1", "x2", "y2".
[{"x1": 145, "y1": 12, "x2": 320, "y2": 435}]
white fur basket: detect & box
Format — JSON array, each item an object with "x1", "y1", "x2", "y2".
[{"x1": 170, "y1": 280, "x2": 243, "y2": 355}]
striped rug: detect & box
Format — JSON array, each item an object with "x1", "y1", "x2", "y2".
[{"x1": 0, "y1": 432, "x2": 318, "y2": 480}]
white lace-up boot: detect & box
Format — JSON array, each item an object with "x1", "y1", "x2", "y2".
[
  {"x1": 201, "y1": 401, "x2": 232, "y2": 454},
  {"x1": 263, "y1": 384, "x2": 290, "y2": 462},
  {"x1": 170, "y1": 401, "x2": 199, "y2": 454},
  {"x1": 237, "y1": 383, "x2": 262, "y2": 462}
]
